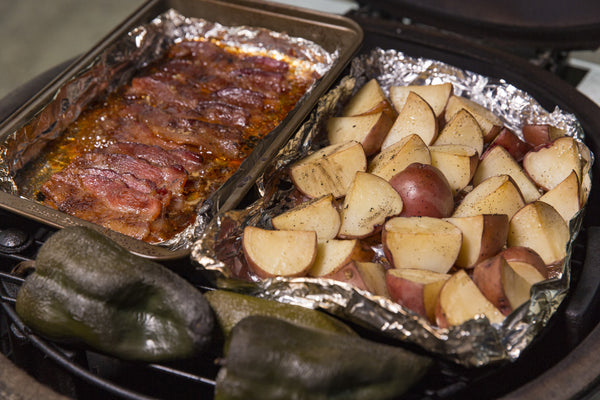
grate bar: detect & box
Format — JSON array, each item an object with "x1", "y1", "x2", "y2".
[{"x1": 147, "y1": 363, "x2": 217, "y2": 386}]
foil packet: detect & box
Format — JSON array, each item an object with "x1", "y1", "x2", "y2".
[
  {"x1": 191, "y1": 48, "x2": 592, "y2": 367},
  {"x1": 0, "y1": 8, "x2": 337, "y2": 257}
]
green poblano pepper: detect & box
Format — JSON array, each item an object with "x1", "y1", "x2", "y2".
[
  {"x1": 15, "y1": 226, "x2": 215, "y2": 362},
  {"x1": 215, "y1": 316, "x2": 433, "y2": 400}
]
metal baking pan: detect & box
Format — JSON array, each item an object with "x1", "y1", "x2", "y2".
[{"x1": 0, "y1": 0, "x2": 363, "y2": 260}]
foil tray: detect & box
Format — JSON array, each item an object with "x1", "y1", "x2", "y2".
[
  {"x1": 0, "y1": 0, "x2": 363, "y2": 260},
  {"x1": 191, "y1": 47, "x2": 592, "y2": 367}
]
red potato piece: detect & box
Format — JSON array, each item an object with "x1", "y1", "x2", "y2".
[
  {"x1": 507, "y1": 261, "x2": 547, "y2": 288},
  {"x1": 338, "y1": 172, "x2": 404, "y2": 239},
  {"x1": 342, "y1": 78, "x2": 397, "y2": 121},
  {"x1": 508, "y1": 201, "x2": 570, "y2": 265},
  {"x1": 472, "y1": 255, "x2": 513, "y2": 316},
  {"x1": 499, "y1": 246, "x2": 548, "y2": 279},
  {"x1": 522, "y1": 136, "x2": 583, "y2": 191},
  {"x1": 324, "y1": 261, "x2": 369, "y2": 292},
  {"x1": 381, "y1": 91, "x2": 438, "y2": 149},
  {"x1": 473, "y1": 145, "x2": 541, "y2": 203},
  {"x1": 327, "y1": 112, "x2": 393, "y2": 156},
  {"x1": 522, "y1": 124, "x2": 566, "y2": 147},
  {"x1": 429, "y1": 144, "x2": 479, "y2": 195},
  {"x1": 368, "y1": 134, "x2": 431, "y2": 181},
  {"x1": 309, "y1": 239, "x2": 361, "y2": 277},
  {"x1": 383, "y1": 216, "x2": 462, "y2": 274},
  {"x1": 389, "y1": 163, "x2": 454, "y2": 218},
  {"x1": 538, "y1": 170, "x2": 581, "y2": 223},
  {"x1": 444, "y1": 214, "x2": 508, "y2": 269},
  {"x1": 473, "y1": 254, "x2": 543, "y2": 316},
  {"x1": 324, "y1": 261, "x2": 389, "y2": 297},
  {"x1": 435, "y1": 269, "x2": 505, "y2": 328},
  {"x1": 386, "y1": 268, "x2": 450, "y2": 320},
  {"x1": 444, "y1": 95, "x2": 503, "y2": 143},
  {"x1": 389, "y1": 82, "x2": 453, "y2": 118},
  {"x1": 355, "y1": 261, "x2": 390, "y2": 298},
  {"x1": 271, "y1": 195, "x2": 340, "y2": 242},
  {"x1": 485, "y1": 127, "x2": 532, "y2": 162},
  {"x1": 502, "y1": 262, "x2": 544, "y2": 310},
  {"x1": 289, "y1": 140, "x2": 367, "y2": 199},
  {"x1": 242, "y1": 227, "x2": 317, "y2": 279},
  {"x1": 423, "y1": 279, "x2": 448, "y2": 323},
  {"x1": 433, "y1": 108, "x2": 484, "y2": 156},
  {"x1": 452, "y1": 174, "x2": 525, "y2": 220}
]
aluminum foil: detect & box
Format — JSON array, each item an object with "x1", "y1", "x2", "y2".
[
  {"x1": 191, "y1": 48, "x2": 592, "y2": 367},
  {"x1": 0, "y1": 9, "x2": 334, "y2": 251}
]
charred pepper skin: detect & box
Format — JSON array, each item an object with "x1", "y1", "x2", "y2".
[
  {"x1": 15, "y1": 226, "x2": 215, "y2": 362},
  {"x1": 215, "y1": 315, "x2": 433, "y2": 400}
]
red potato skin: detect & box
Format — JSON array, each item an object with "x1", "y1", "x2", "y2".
[
  {"x1": 381, "y1": 228, "x2": 394, "y2": 267},
  {"x1": 434, "y1": 288, "x2": 451, "y2": 328},
  {"x1": 499, "y1": 246, "x2": 548, "y2": 279},
  {"x1": 325, "y1": 261, "x2": 370, "y2": 291},
  {"x1": 359, "y1": 99, "x2": 398, "y2": 122},
  {"x1": 362, "y1": 113, "x2": 394, "y2": 156},
  {"x1": 385, "y1": 272, "x2": 427, "y2": 318},
  {"x1": 389, "y1": 163, "x2": 454, "y2": 218},
  {"x1": 522, "y1": 124, "x2": 555, "y2": 147},
  {"x1": 478, "y1": 214, "x2": 510, "y2": 264},
  {"x1": 483, "y1": 125, "x2": 503, "y2": 144},
  {"x1": 472, "y1": 255, "x2": 512, "y2": 316},
  {"x1": 484, "y1": 127, "x2": 533, "y2": 162}
]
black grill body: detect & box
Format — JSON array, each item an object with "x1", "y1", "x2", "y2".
[{"x1": 2, "y1": 6, "x2": 600, "y2": 400}]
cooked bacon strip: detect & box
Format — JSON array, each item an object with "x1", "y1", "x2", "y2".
[
  {"x1": 242, "y1": 56, "x2": 290, "y2": 73},
  {"x1": 127, "y1": 76, "x2": 199, "y2": 110},
  {"x1": 40, "y1": 172, "x2": 159, "y2": 240},
  {"x1": 231, "y1": 68, "x2": 287, "y2": 95},
  {"x1": 212, "y1": 87, "x2": 265, "y2": 109},
  {"x1": 79, "y1": 167, "x2": 156, "y2": 194},
  {"x1": 79, "y1": 174, "x2": 162, "y2": 220},
  {"x1": 105, "y1": 142, "x2": 203, "y2": 174},
  {"x1": 135, "y1": 107, "x2": 243, "y2": 159},
  {"x1": 75, "y1": 152, "x2": 187, "y2": 195}
]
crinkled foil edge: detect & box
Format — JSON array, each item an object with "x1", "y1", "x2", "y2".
[
  {"x1": 192, "y1": 48, "x2": 591, "y2": 367},
  {"x1": 0, "y1": 8, "x2": 335, "y2": 251}
]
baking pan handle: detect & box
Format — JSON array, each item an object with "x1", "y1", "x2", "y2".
[{"x1": 564, "y1": 225, "x2": 600, "y2": 347}]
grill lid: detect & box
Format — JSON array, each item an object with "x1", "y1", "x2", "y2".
[{"x1": 356, "y1": 0, "x2": 600, "y2": 50}]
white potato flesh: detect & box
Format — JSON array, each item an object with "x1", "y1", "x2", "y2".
[
  {"x1": 289, "y1": 140, "x2": 366, "y2": 198},
  {"x1": 452, "y1": 175, "x2": 525, "y2": 219},
  {"x1": 383, "y1": 216, "x2": 462, "y2": 273},
  {"x1": 243, "y1": 227, "x2": 316, "y2": 278},
  {"x1": 271, "y1": 195, "x2": 340, "y2": 242},
  {"x1": 474, "y1": 146, "x2": 541, "y2": 203},
  {"x1": 338, "y1": 172, "x2": 404, "y2": 238}
]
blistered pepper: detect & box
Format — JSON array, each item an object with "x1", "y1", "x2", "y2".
[
  {"x1": 215, "y1": 315, "x2": 432, "y2": 400},
  {"x1": 15, "y1": 226, "x2": 215, "y2": 362}
]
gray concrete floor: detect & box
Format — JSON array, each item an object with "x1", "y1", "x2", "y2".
[{"x1": 0, "y1": 0, "x2": 145, "y2": 99}]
